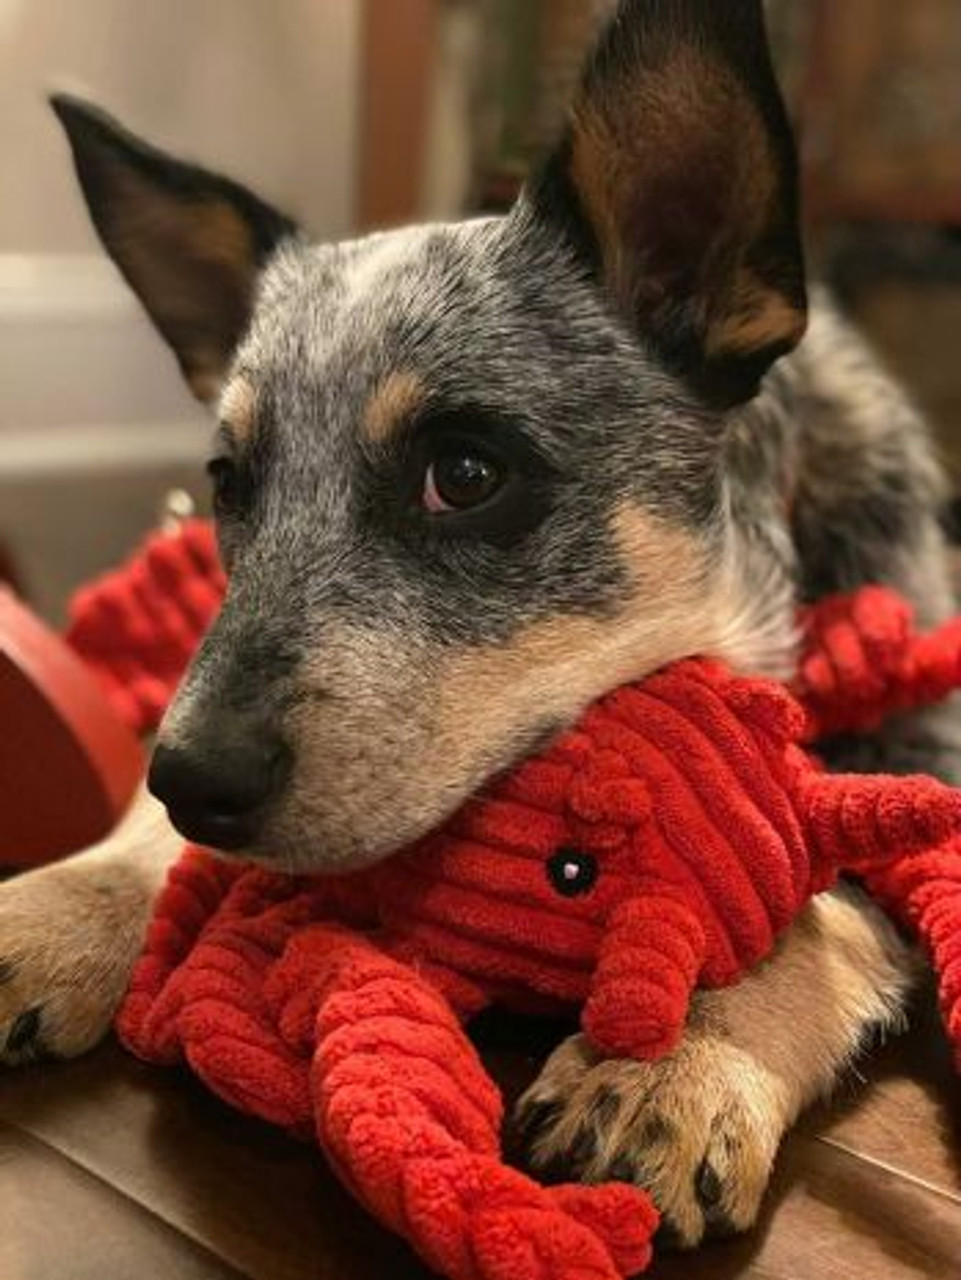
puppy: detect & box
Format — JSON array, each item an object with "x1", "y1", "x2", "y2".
[{"x1": 0, "y1": 0, "x2": 946, "y2": 1248}]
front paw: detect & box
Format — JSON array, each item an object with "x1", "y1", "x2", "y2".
[
  {"x1": 513, "y1": 1031, "x2": 787, "y2": 1249},
  {"x1": 0, "y1": 863, "x2": 147, "y2": 1064}
]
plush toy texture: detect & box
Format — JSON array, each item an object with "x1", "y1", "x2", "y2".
[
  {"x1": 119, "y1": 852, "x2": 658, "y2": 1280},
  {"x1": 67, "y1": 522, "x2": 961, "y2": 1280},
  {"x1": 66, "y1": 519, "x2": 224, "y2": 735},
  {"x1": 793, "y1": 584, "x2": 961, "y2": 1062}
]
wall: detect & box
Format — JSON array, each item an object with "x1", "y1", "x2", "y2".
[
  {"x1": 0, "y1": 0, "x2": 361, "y2": 250},
  {"x1": 0, "y1": 0, "x2": 361, "y2": 619}
]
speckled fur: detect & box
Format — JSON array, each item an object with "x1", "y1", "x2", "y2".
[
  {"x1": 3, "y1": 0, "x2": 956, "y2": 1255},
  {"x1": 166, "y1": 211, "x2": 774, "y2": 871}
]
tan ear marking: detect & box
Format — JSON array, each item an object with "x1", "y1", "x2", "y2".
[
  {"x1": 104, "y1": 186, "x2": 263, "y2": 404},
  {"x1": 707, "y1": 282, "x2": 807, "y2": 361},
  {"x1": 533, "y1": 6, "x2": 807, "y2": 405},
  {"x1": 218, "y1": 375, "x2": 258, "y2": 441},
  {"x1": 183, "y1": 201, "x2": 256, "y2": 270},
  {"x1": 570, "y1": 46, "x2": 803, "y2": 365},
  {"x1": 187, "y1": 367, "x2": 225, "y2": 404},
  {"x1": 362, "y1": 371, "x2": 426, "y2": 444},
  {"x1": 51, "y1": 95, "x2": 296, "y2": 405}
]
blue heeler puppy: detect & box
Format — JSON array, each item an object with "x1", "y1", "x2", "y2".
[{"x1": 1, "y1": 0, "x2": 949, "y2": 1249}]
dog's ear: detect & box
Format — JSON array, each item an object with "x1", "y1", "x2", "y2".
[
  {"x1": 527, "y1": 0, "x2": 806, "y2": 409},
  {"x1": 51, "y1": 95, "x2": 298, "y2": 402}
]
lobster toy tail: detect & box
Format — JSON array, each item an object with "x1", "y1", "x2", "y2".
[
  {"x1": 309, "y1": 928, "x2": 659, "y2": 1280},
  {"x1": 802, "y1": 772, "x2": 961, "y2": 876}
]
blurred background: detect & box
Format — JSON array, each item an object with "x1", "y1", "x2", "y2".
[{"x1": 1, "y1": 0, "x2": 960, "y2": 618}]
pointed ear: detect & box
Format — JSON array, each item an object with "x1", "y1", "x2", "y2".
[
  {"x1": 51, "y1": 95, "x2": 298, "y2": 402},
  {"x1": 527, "y1": 0, "x2": 806, "y2": 408}
]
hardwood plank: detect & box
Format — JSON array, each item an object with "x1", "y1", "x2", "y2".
[
  {"x1": 0, "y1": 1040, "x2": 427, "y2": 1280},
  {"x1": 0, "y1": 1123, "x2": 247, "y2": 1280},
  {"x1": 2, "y1": 1010, "x2": 958, "y2": 1280},
  {"x1": 807, "y1": 995, "x2": 961, "y2": 1200}
]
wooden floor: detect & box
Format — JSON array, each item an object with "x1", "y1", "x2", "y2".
[{"x1": 1, "y1": 990, "x2": 959, "y2": 1280}]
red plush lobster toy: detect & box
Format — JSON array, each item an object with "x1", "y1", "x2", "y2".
[{"x1": 67, "y1": 523, "x2": 961, "y2": 1280}]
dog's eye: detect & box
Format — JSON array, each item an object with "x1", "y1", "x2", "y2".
[
  {"x1": 207, "y1": 455, "x2": 242, "y2": 517},
  {"x1": 547, "y1": 848, "x2": 599, "y2": 898},
  {"x1": 423, "y1": 447, "x2": 505, "y2": 513}
]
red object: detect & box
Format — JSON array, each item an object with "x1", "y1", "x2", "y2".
[
  {"x1": 112, "y1": 584, "x2": 961, "y2": 1280},
  {"x1": 122, "y1": 851, "x2": 657, "y2": 1280},
  {"x1": 0, "y1": 518, "x2": 222, "y2": 867},
  {"x1": 66, "y1": 518, "x2": 224, "y2": 736},
  {"x1": 793, "y1": 585, "x2": 961, "y2": 1059},
  {"x1": 796, "y1": 584, "x2": 961, "y2": 738},
  {"x1": 0, "y1": 587, "x2": 142, "y2": 866},
  {"x1": 45, "y1": 523, "x2": 961, "y2": 1279}
]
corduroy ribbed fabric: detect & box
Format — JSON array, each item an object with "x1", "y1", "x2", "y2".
[{"x1": 63, "y1": 522, "x2": 961, "y2": 1280}]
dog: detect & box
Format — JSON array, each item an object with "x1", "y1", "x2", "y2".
[{"x1": 0, "y1": 0, "x2": 950, "y2": 1249}]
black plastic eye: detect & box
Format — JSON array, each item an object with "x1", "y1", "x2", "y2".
[{"x1": 547, "y1": 848, "x2": 598, "y2": 898}]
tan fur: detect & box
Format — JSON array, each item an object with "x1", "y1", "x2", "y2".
[
  {"x1": 569, "y1": 49, "x2": 803, "y2": 363},
  {"x1": 713, "y1": 531, "x2": 799, "y2": 679},
  {"x1": 107, "y1": 165, "x2": 259, "y2": 401},
  {"x1": 218, "y1": 374, "x2": 258, "y2": 441},
  {"x1": 267, "y1": 502, "x2": 797, "y2": 870},
  {"x1": 0, "y1": 785, "x2": 181, "y2": 1063},
  {"x1": 709, "y1": 284, "x2": 807, "y2": 361},
  {"x1": 517, "y1": 890, "x2": 914, "y2": 1245},
  {"x1": 276, "y1": 505, "x2": 736, "y2": 869},
  {"x1": 361, "y1": 370, "x2": 426, "y2": 445},
  {"x1": 437, "y1": 506, "x2": 716, "y2": 739}
]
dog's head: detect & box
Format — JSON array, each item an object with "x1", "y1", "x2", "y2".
[{"x1": 54, "y1": 0, "x2": 806, "y2": 872}]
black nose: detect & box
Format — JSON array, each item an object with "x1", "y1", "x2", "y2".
[{"x1": 148, "y1": 727, "x2": 292, "y2": 851}]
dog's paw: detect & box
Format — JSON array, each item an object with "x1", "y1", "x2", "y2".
[
  {"x1": 0, "y1": 862, "x2": 148, "y2": 1064},
  {"x1": 513, "y1": 1031, "x2": 787, "y2": 1249}
]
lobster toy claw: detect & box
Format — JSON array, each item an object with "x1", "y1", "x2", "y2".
[
  {"x1": 583, "y1": 894, "x2": 707, "y2": 1061},
  {"x1": 798, "y1": 584, "x2": 961, "y2": 739},
  {"x1": 797, "y1": 767, "x2": 961, "y2": 887},
  {"x1": 102, "y1": 549, "x2": 961, "y2": 1280}
]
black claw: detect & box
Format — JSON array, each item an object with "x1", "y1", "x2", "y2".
[
  {"x1": 567, "y1": 1123, "x2": 598, "y2": 1171},
  {"x1": 695, "y1": 1159, "x2": 744, "y2": 1241},
  {"x1": 514, "y1": 1098, "x2": 561, "y2": 1142},
  {"x1": 653, "y1": 1218, "x2": 686, "y2": 1253},
  {"x1": 526, "y1": 1121, "x2": 598, "y2": 1185},
  {"x1": 695, "y1": 1157, "x2": 724, "y2": 1209},
  {"x1": 6, "y1": 1004, "x2": 43, "y2": 1055},
  {"x1": 702, "y1": 1209, "x2": 741, "y2": 1242},
  {"x1": 608, "y1": 1156, "x2": 638, "y2": 1184}
]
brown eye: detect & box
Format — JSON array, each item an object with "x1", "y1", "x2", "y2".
[
  {"x1": 207, "y1": 455, "x2": 242, "y2": 517},
  {"x1": 423, "y1": 450, "x2": 504, "y2": 513}
]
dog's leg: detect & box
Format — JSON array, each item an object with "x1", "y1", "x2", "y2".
[
  {"x1": 515, "y1": 631, "x2": 960, "y2": 1250},
  {"x1": 0, "y1": 783, "x2": 181, "y2": 1063},
  {"x1": 515, "y1": 887, "x2": 914, "y2": 1247},
  {"x1": 515, "y1": 300, "x2": 961, "y2": 1249}
]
